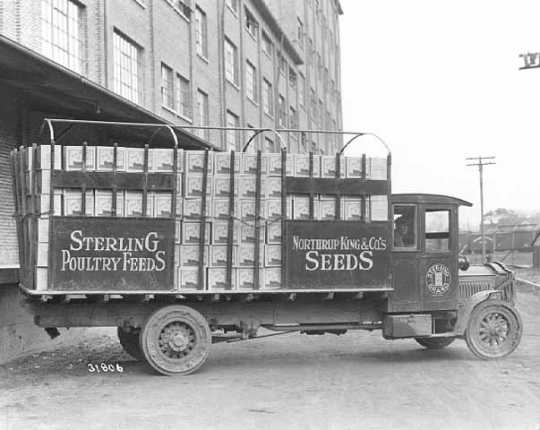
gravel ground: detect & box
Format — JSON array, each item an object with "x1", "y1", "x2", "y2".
[{"x1": 1, "y1": 286, "x2": 539, "y2": 430}]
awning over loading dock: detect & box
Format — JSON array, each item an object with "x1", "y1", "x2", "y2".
[{"x1": 0, "y1": 34, "x2": 217, "y2": 150}]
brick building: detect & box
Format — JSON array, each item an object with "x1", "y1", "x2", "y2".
[{"x1": 0, "y1": 0, "x2": 343, "y2": 362}]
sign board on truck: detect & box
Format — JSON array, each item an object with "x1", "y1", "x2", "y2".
[
  {"x1": 285, "y1": 221, "x2": 392, "y2": 290},
  {"x1": 50, "y1": 217, "x2": 175, "y2": 291}
]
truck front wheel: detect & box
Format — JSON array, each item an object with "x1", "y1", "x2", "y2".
[
  {"x1": 140, "y1": 305, "x2": 211, "y2": 376},
  {"x1": 415, "y1": 337, "x2": 455, "y2": 349},
  {"x1": 117, "y1": 327, "x2": 143, "y2": 360},
  {"x1": 465, "y1": 300, "x2": 522, "y2": 359}
]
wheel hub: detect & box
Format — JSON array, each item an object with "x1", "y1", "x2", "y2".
[
  {"x1": 169, "y1": 332, "x2": 189, "y2": 352},
  {"x1": 479, "y1": 312, "x2": 509, "y2": 346},
  {"x1": 158, "y1": 322, "x2": 195, "y2": 357}
]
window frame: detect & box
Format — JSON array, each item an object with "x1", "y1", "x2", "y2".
[
  {"x1": 196, "y1": 88, "x2": 209, "y2": 140},
  {"x1": 224, "y1": 38, "x2": 239, "y2": 86},
  {"x1": 425, "y1": 208, "x2": 452, "y2": 253},
  {"x1": 41, "y1": 0, "x2": 85, "y2": 74},
  {"x1": 262, "y1": 78, "x2": 274, "y2": 117},
  {"x1": 194, "y1": 5, "x2": 208, "y2": 59},
  {"x1": 160, "y1": 63, "x2": 175, "y2": 110},
  {"x1": 176, "y1": 73, "x2": 192, "y2": 120},
  {"x1": 166, "y1": 0, "x2": 191, "y2": 21},
  {"x1": 261, "y1": 31, "x2": 273, "y2": 58},
  {"x1": 392, "y1": 204, "x2": 418, "y2": 252},
  {"x1": 225, "y1": 110, "x2": 240, "y2": 151},
  {"x1": 245, "y1": 60, "x2": 258, "y2": 103},
  {"x1": 112, "y1": 30, "x2": 142, "y2": 104},
  {"x1": 245, "y1": 7, "x2": 259, "y2": 39}
]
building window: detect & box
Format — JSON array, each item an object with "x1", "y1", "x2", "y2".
[
  {"x1": 226, "y1": 0, "x2": 238, "y2": 14},
  {"x1": 245, "y1": 8, "x2": 258, "y2": 39},
  {"x1": 310, "y1": 88, "x2": 317, "y2": 124},
  {"x1": 278, "y1": 95, "x2": 286, "y2": 128},
  {"x1": 161, "y1": 63, "x2": 174, "y2": 109},
  {"x1": 298, "y1": 73, "x2": 305, "y2": 108},
  {"x1": 177, "y1": 74, "x2": 192, "y2": 119},
  {"x1": 297, "y1": 18, "x2": 304, "y2": 49},
  {"x1": 262, "y1": 79, "x2": 273, "y2": 116},
  {"x1": 224, "y1": 38, "x2": 239, "y2": 85},
  {"x1": 277, "y1": 53, "x2": 287, "y2": 76},
  {"x1": 289, "y1": 106, "x2": 298, "y2": 130},
  {"x1": 196, "y1": 89, "x2": 209, "y2": 140},
  {"x1": 167, "y1": 0, "x2": 191, "y2": 20},
  {"x1": 262, "y1": 31, "x2": 273, "y2": 57},
  {"x1": 289, "y1": 68, "x2": 297, "y2": 92},
  {"x1": 226, "y1": 111, "x2": 240, "y2": 151},
  {"x1": 195, "y1": 6, "x2": 208, "y2": 58},
  {"x1": 41, "y1": 0, "x2": 84, "y2": 74},
  {"x1": 246, "y1": 61, "x2": 257, "y2": 102},
  {"x1": 113, "y1": 31, "x2": 141, "y2": 104}
]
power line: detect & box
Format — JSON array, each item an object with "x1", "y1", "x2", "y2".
[{"x1": 466, "y1": 156, "x2": 496, "y2": 262}]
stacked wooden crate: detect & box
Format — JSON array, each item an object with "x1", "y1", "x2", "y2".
[{"x1": 12, "y1": 143, "x2": 389, "y2": 292}]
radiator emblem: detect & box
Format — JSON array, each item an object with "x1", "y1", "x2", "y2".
[{"x1": 426, "y1": 264, "x2": 451, "y2": 296}]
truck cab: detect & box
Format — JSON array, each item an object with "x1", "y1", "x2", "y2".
[{"x1": 389, "y1": 193, "x2": 472, "y2": 313}]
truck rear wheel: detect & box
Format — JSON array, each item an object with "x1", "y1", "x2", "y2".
[
  {"x1": 140, "y1": 305, "x2": 211, "y2": 376},
  {"x1": 117, "y1": 327, "x2": 143, "y2": 360},
  {"x1": 465, "y1": 300, "x2": 522, "y2": 360},
  {"x1": 415, "y1": 337, "x2": 455, "y2": 349}
]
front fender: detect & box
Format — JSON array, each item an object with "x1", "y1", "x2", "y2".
[{"x1": 455, "y1": 290, "x2": 501, "y2": 335}]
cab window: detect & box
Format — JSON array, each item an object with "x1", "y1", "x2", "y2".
[
  {"x1": 425, "y1": 209, "x2": 450, "y2": 251},
  {"x1": 393, "y1": 205, "x2": 417, "y2": 250}
]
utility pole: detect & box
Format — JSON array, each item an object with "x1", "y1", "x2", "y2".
[{"x1": 466, "y1": 156, "x2": 496, "y2": 262}]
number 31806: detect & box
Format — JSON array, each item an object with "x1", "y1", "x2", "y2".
[{"x1": 88, "y1": 363, "x2": 124, "y2": 373}]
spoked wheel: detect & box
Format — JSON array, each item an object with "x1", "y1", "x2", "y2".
[
  {"x1": 465, "y1": 300, "x2": 522, "y2": 360},
  {"x1": 117, "y1": 327, "x2": 143, "y2": 360},
  {"x1": 415, "y1": 337, "x2": 455, "y2": 350},
  {"x1": 140, "y1": 305, "x2": 211, "y2": 376}
]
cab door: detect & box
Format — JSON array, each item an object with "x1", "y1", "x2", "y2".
[
  {"x1": 419, "y1": 205, "x2": 458, "y2": 311},
  {"x1": 389, "y1": 202, "x2": 459, "y2": 312},
  {"x1": 389, "y1": 203, "x2": 422, "y2": 312}
]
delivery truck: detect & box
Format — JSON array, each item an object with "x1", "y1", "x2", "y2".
[{"x1": 9, "y1": 119, "x2": 522, "y2": 375}]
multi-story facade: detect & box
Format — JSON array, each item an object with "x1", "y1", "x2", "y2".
[
  {"x1": 0, "y1": 0, "x2": 342, "y2": 362},
  {"x1": 1, "y1": 0, "x2": 343, "y2": 152}
]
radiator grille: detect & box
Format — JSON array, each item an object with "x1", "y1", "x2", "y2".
[{"x1": 458, "y1": 280, "x2": 493, "y2": 298}]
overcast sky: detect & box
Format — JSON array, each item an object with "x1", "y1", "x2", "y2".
[{"x1": 340, "y1": 0, "x2": 540, "y2": 228}]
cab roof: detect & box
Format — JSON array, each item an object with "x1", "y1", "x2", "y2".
[{"x1": 391, "y1": 193, "x2": 473, "y2": 207}]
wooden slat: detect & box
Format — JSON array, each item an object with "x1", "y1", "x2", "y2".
[
  {"x1": 81, "y1": 142, "x2": 87, "y2": 215},
  {"x1": 226, "y1": 150, "x2": 236, "y2": 290},
  {"x1": 52, "y1": 171, "x2": 174, "y2": 190},
  {"x1": 335, "y1": 153, "x2": 341, "y2": 219},
  {"x1": 361, "y1": 153, "x2": 366, "y2": 222},
  {"x1": 309, "y1": 152, "x2": 314, "y2": 220},
  {"x1": 198, "y1": 150, "x2": 209, "y2": 290},
  {"x1": 286, "y1": 177, "x2": 389, "y2": 196},
  {"x1": 281, "y1": 149, "x2": 287, "y2": 288},
  {"x1": 10, "y1": 149, "x2": 24, "y2": 276},
  {"x1": 112, "y1": 142, "x2": 118, "y2": 215},
  {"x1": 253, "y1": 151, "x2": 262, "y2": 290},
  {"x1": 17, "y1": 147, "x2": 28, "y2": 272},
  {"x1": 142, "y1": 144, "x2": 149, "y2": 216}
]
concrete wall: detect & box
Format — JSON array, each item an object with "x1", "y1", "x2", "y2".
[{"x1": 0, "y1": 284, "x2": 91, "y2": 364}]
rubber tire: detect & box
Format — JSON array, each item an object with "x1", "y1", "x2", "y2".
[
  {"x1": 465, "y1": 300, "x2": 522, "y2": 360},
  {"x1": 140, "y1": 305, "x2": 211, "y2": 376},
  {"x1": 117, "y1": 327, "x2": 143, "y2": 361},
  {"x1": 415, "y1": 337, "x2": 455, "y2": 350}
]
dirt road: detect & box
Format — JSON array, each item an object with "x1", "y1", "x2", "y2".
[{"x1": 1, "y1": 288, "x2": 540, "y2": 430}]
